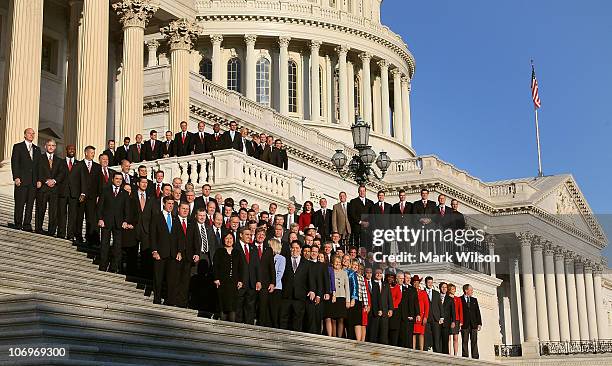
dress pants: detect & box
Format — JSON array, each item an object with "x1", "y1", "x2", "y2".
[
  {"x1": 236, "y1": 287, "x2": 256, "y2": 324},
  {"x1": 14, "y1": 184, "x2": 35, "y2": 229},
  {"x1": 35, "y1": 188, "x2": 59, "y2": 234},
  {"x1": 99, "y1": 227, "x2": 122, "y2": 271},
  {"x1": 388, "y1": 310, "x2": 401, "y2": 346},
  {"x1": 426, "y1": 321, "x2": 442, "y2": 352},
  {"x1": 257, "y1": 288, "x2": 272, "y2": 327},
  {"x1": 304, "y1": 300, "x2": 319, "y2": 334},
  {"x1": 269, "y1": 289, "x2": 283, "y2": 328},
  {"x1": 461, "y1": 327, "x2": 479, "y2": 359},
  {"x1": 280, "y1": 298, "x2": 305, "y2": 331},
  {"x1": 399, "y1": 319, "x2": 415, "y2": 348},
  {"x1": 57, "y1": 195, "x2": 78, "y2": 239},
  {"x1": 440, "y1": 325, "x2": 451, "y2": 354},
  {"x1": 153, "y1": 257, "x2": 178, "y2": 305},
  {"x1": 373, "y1": 315, "x2": 390, "y2": 344},
  {"x1": 77, "y1": 198, "x2": 99, "y2": 244},
  {"x1": 175, "y1": 260, "x2": 194, "y2": 308}
]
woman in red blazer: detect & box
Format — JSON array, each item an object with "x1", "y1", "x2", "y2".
[
  {"x1": 412, "y1": 275, "x2": 429, "y2": 351},
  {"x1": 449, "y1": 283, "x2": 463, "y2": 356},
  {"x1": 298, "y1": 200, "x2": 313, "y2": 232}
]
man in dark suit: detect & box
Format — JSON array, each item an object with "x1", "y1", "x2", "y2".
[
  {"x1": 312, "y1": 198, "x2": 332, "y2": 240},
  {"x1": 236, "y1": 226, "x2": 259, "y2": 324},
  {"x1": 461, "y1": 284, "x2": 482, "y2": 359},
  {"x1": 35, "y1": 139, "x2": 66, "y2": 236},
  {"x1": 347, "y1": 185, "x2": 373, "y2": 249},
  {"x1": 174, "y1": 121, "x2": 193, "y2": 156},
  {"x1": 208, "y1": 123, "x2": 224, "y2": 151},
  {"x1": 143, "y1": 130, "x2": 162, "y2": 161},
  {"x1": 97, "y1": 172, "x2": 129, "y2": 272},
  {"x1": 398, "y1": 274, "x2": 419, "y2": 348},
  {"x1": 424, "y1": 276, "x2": 443, "y2": 353},
  {"x1": 128, "y1": 134, "x2": 144, "y2": 163},
  {"x1": 249, "y1": 133, "x2": 263, "y2": 159},
  {"x1": 134, "y1": 165, "x2": 155, "y2": 197},
  {"x1": 175, "y1": 202, "x2": 199, "y2": 308},
  {"x1": 102, "y1": 139, "x2": 116, "y2": 166},
  {"x1": 161, "y1": 130, "x2": 175, "y2": 158},
  {"x1": 98, "y1": 154, "x2": 115, "y2": 188},
  {"x1": 253, "y1": 227, "x2": 276, "y2": 327},
  {"x1": 448, "y1": 199, "x2": 466, "y2": 231},
  {"x1": 280, "y1": 240, "x2": 316, "y2": 331},
  {"x1": 369, "y1": 190, "x2": 392, "y2": 253},
  {"x1": 115, "y1": 137, "x2": 131, "y2": 164},
  {"x1": 283, "y1": 202, "x2": 299, "y2": 230},
  {"x1": 222, "y1": 120, "x2": 242, "y2": 151},
  {"x1": 134, "y1": 176, "x2": 155, "y2": 279},
  {"x1": 270, "y1": 139, "x2": 288, "y2": 170},
  {"x1": 35, "y1": 139, "x2": 65, "y2": 235},
  {"x1": 391, "y1": 189, "x2": 413, "y2": 238},
  {"x1": 150, "y1": 196, "x2": 182, "y2": 305},
  {"x1": 10, "y1": 128, "x2": 40, "y2": 231},
  {"x1": 370, "y1": 268, "x2": 393, "y2": 344},
  {"x1": 76, "y1": 145, "x2": 102, "y2": 245},
  {"x1": 57, "y1": 144, "x2": 80, "y2": 240},
  {"x1": 241, "y1": 128, "x2": 254, "y2": 156},
  {"x1": 412, "y1": 188, "x2": 438, "y2": 226},
  {"x1": 435, "y1": 193, "x2": 453, "y2": 229},
  {"x1": 118, "y1": 159, "x2": 133, "y2": 187},
  {"x1": 439, "y1": 282, "x2": 456, "y2": 354},
  {"x1": 192, "y1": 121, "x2": 211, "y2": 154},
  {"x1": 305, "y1": 245, "x2": 327, "y2": 334},
  {"x1": 190, "y1": 208, "x2": 219, "y2": 313},
  {"x1": 194, "y1": 183, "x2": 218, "y2": 213},
  {"x1": 261, "y1": 136, "x2": 274, "y2": 164}
]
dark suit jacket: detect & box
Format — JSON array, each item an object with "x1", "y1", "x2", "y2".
[
  {"x1": 194, "y1": 196, "x2": 218, "y2": 213},
  {"x1": 245, "y1": 139, "x2": 256, "y2": 157},
  {"x1": 281, "y1": 256, "x2": 315, "y2": 301},
  {"x1": 426, "y1": 288, "x2": 443, "y2": 322},
  {"x1": 261, "y1": 145, "x2": 273, "y2": 164},
  {"x1": 99, "y1": 167, "x2": 116, "y2": 188},
  {"x1": 447, "y1": 210, "x2": 466, "y2": 231},
  {"x1": 412, "y1": 199, "x2": 438, "y2": 227},
  {"x1": 310, "y1": 260, "x2": 330, "y2": 297},
  {"x1": 97, "y1": 185, "x2": 129, "y2": 229},
  {"x1": 143, "y1": 139, "x2": 162, "y2": 161},
  {"x1": 11, "y1": 141, "x2": 40, "y2": 186},
  {"x1": 150, "y1": 210, "x2": 181, "y2": 259},
  {"x1": 59, "y1": 158, "x2": 81, "y2": 198},
  {"x1": 255, "y1": 243, "x2": 276, "y2": 288},
  {"x1": 391, "y1": 201, "x2": 413, "y2": 228},
  {"x1": 222, "y1": 130, "x2": 242, "y2": 151},
  {"x1": 371, "y1": 280, "x2": 393, "y2": 313},
  {"x1": 190, "y1": 222, "x2": 219, "y2": 272},
  {"x1": 127, "y1": 144, "x2": 144, "y2": 163},
  {"x1": 37, "y1": 155, "x2": 65, "y2": 193},
  {"x1": 461, "y1": 296, "x2": 482, "y2": 329},
  {"x1": 208, "y1": 132, "x2": 224, "y2": 151},
  {"x1": 175, "y1": 217, "x2": 199, "y2": 263},
  {"x1": 115, "y1": 145, "x2": 130, "y2": 164},
  {"x1": 271, "y1": 148, "x2": 288, "y2": 170},
  {"x1": 102, "y1": 149, "x2": 116, "y2": 166},
  {"x1": 134, "y1": 193, "x2": 156, "y2": 249},
  {"x1": 284, "y1": 213, "x2": 299, "y2": 230},
  {"x1": 78, "y1": 160, "x2": 102, "y2": 199},
  {"x1": 161, "y1": 140, "x2": 175, "y2": 158},
  {"x1": 399, "y1": 285, "x2": 419, "y2": 320},
  {"x1": 347, "y1": 197, "x2": 374, "y2": 232},
  {"x1": 174, "y1": 131, "x2": 193, "y2": 156},
  {"x1": 440, "y1": 293, "x2": 456, "y2": 327},
  {"x1": 249, "y1": 141, "x2": 262, "y2": 159},
  {"x1": 192, "y1": 132, "x2": 211, "y2": 154},
  {"x1": 312, "y1": 208, "x2": 333, "y2": 239},
  {"x1": 237, "y1": 241, "x2": 260, "y2": 290}
]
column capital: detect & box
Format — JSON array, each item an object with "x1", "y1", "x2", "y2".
[
  {"x1": 485, "y1": 234, "x2": 496, "y2": 249},
  {"x1": 532, "y1": 239, "x2": 544, "y2": 252},
  {"x1": 377, "y1": 59, "x2": 389, "y2": 69},
  {"x1": 146, "y1": 39, "x2": 159, "y2": 49},
  {"x1": 543, "y1": 241, "x2": 555, "y2": 256},
  {"x1": 161, "y1": 19, "x2": 199, "y2": 51},
  {"x1": 112, "y1": 0, "x2": 158, "y2": 29},
  {"x1": 517, "y1": 231, "x2": 533, "y2": 247},
  {"x1": 278, "y1": 36, "x2": 291, "y2": 48},
  {"x1": 359, "y1": 51, "x2": 372, "y2": 62},
  {"x1": 335, "y1": 44, "x2": 350, "y2": 57},
  {"x1": 310, "y1": 40, "x2": 322, "y2": 51},
  {"x1": 575, "y1": 259, "x2": 585, "y2": 271},
  {"x1": 390, "y1": 68, "x2": 403, "y2": 78},
  {"x1": 564, "y1": 251, "x2": 576, "y2": 264},
  {"x1": 554, "y1": 246, "x2": 566, "y2": 260},
  {"x1": 401, "y1": 75, "x2": 411, "y2": 84},
  {"x1": 210, "y1": 34, "x2": 223, "y2": 44},
  {"x1": 244, "y1": 34, "x2": 257, "y2": 46}
]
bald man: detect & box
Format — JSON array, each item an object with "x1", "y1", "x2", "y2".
[{"x1": 11, "y1": 128, "x2": 40, "y2": 231}]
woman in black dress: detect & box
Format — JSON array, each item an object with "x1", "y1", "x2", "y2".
[
  {"x1": 213, "y1": 232, "x2": 244, "y2": 322},
  {"x1": 121, "y1": 183, "x2": 139, "y2": 277}
]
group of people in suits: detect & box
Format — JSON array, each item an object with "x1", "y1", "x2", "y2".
[
  {"x1": 11, "y1": 129, "x2": 481, "y2": 359},
  {"x1": 101, "y1": 120, "x2": 289, "y2": 170}
]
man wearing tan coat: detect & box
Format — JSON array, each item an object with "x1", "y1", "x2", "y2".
[{"x1": 332, "y1": 191, "x2": 351, "y2": 240}]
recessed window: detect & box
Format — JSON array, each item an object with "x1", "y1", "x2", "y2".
[
  {"x1": 41, "y1": 36, "x2": 58, "y2": 75},
  {"x1": 227, "y1": 57, "x2": 241, "y2": 93},
  {"x1": 200, "y1": 58, "x2": 212, "y2": 81},
  {"x1": 256, "y1": 57, "x2": 270, "y2": 106},
  {"x1": 288, "y1": 60, "x2": 298, "y2": 113}
]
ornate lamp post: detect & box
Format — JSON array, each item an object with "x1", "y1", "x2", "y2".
[{"x1": 331, "y1": 117, "x2": 391, "y2": 185}]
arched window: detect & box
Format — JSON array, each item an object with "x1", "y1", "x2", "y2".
[
  {"x1": 354, "y1": 75, "x2": 361, "y2": 118},
  {"x1": 256, "y1": 57, "x2": 271, "y2": 106},
  {"x1": 199, "y1": 58, "x2": 212, "y2": 81},
  {"x1": 227, "y1": 58, "x2": 241, "y2": 93},
  {"x1": 288, "y1": 60, "x2": 298, "y2": 113}
]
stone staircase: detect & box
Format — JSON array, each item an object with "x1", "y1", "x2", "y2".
[{"x1": 0, "y1": 193, "x2": 499, "y2": 365}]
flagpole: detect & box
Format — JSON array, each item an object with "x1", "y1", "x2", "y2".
[{"x1": 534, "y1": 108, "x2": 543, "y2": 177}]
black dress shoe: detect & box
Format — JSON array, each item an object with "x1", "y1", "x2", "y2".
[{"x1": 22, "y1": 226, "x2": 33, "y2": 232}]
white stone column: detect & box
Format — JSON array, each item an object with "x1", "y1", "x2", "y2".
[
  {"x1": 63, "y1": 0, "x2": 82, "y2": 147},
  {"x1": 146, "y1": 39, "x2": 160, "y2": 67},
  {"x1": 336, "y1": 45, "x2": 350, "y2": 126},
  {"x1": 76, "y1": 0, "x2": 109, "y2": 156},
  {"x1": 594, "y1": 268, "x2": 608, "y2": 339},
  {"x1": 162, "y1": 19, "x2": 198, "y2": 132},
  {"x1": 347, "y1": 60, "x2": 355, "y2": 123},
  {"x1": 378, "y1": 60, "x2": 390, "y2": 136},
  {"x1": 543, "y1": 244, "x2": 560, "y2": 341},
  {"x1": 554, "y1": 248, "x2": 571, "y2": 342},
  {"x1": 532, "y1": 241, "x2": 550, "y2": 341},
  {"x1": 359, "y1": 52, "x2": 372, "y2": 124},
  {"x1": 210, "y1": 34, "x2": 223, "y2": 85},
  {"x1": 400, "y1": 75, "x2": 412, "y2": 146},
  {"x1": 574, "y1": 260, "x2": 590, "y2": 340},
  {"x1": 1, "y1": 0, "x2": 44, "y2": 161},
  {"x1": 509, "y1": 257, "x2": 524, "y2": 344},
  {"x1": 191, "y1": 50, "x2": 202, "y2": 73},
  {"x1": 325, "y1": 55, "x2": 332, "y2": 123},
  {"x1": 372, "y1": 76, "x2": 382, "y2": 132},
  {"x1": 113, "y1": 0, "x2": 157, "y2": 142},
  {"x1": 278, "y1": 36, "x2": 291, "y2": 115},
  {"x1": 565, "y1": 254, "x2": 581, "y2": 341},
  {"x1": 245, "y1": 34, "x2": 257, "y2": 100},
  {"x1": 310, "y1": 41, "x2": 322, "y2": 121},
  {"x1": 391, "y1": 69, "x2": 403, "y2": 141},
  {"x1": 487, "y1": 235, "x2": 496, "y2": 277},
  {"x1": 519, "y1": 233, "x2": 539, "y2": 342},
  {"x1": 584, "y1": 263, "x2": 599, "y2": 340}
]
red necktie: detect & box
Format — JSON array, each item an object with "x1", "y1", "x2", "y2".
[
  {"x1": 380, "y1": 203, "x2": 384, "y2": 214},
  {"x1": 244, "y1": 244, "x2": 250, "y2": 263},
  {"x1": 258, "y1": 244, "x2": 262, "y2": 259},
  {"x1": 68, "y1": 159, "x2": 72, "y2": 172},
  {"x1": 113, "y1": 187, "x2": 118, "y2": 197},
  {"x1": 400, "y1": 203, "x2": 404, "y2": 214},
  {"x1": 151, "y1": 141, "x2": 155, "y2": 150},
  {"x1": 182, "y1": 133, "x2": 186, "y2": 144},
  {"x1": 441, "y1": 207, "x2": 445, "y2": 216},
  {"x1": 156, "y1": 184, "x2": 161, "y2": 198},
  {"x1": 104, "y1": 169, "x2": 109, "y2": 183},
  {"x1": 137, "y1": 145, "x2": 141, "y2": 154},
  {"x1": 182, "y1": 219, "x2": 187, "y2": 235}
]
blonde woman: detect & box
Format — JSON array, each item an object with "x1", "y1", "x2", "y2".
[{"x1": 327, "y1": 255, "x2": 351, "y2": 337}]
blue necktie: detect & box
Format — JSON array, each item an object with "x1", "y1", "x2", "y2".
[{"x1": 166, "y1": 213, "x2": 172, "y2": 232}]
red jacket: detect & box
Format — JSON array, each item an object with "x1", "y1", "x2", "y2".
[
  {"x1": 453, "y1": 295, "x2": 464, "y2": 325},
  {"x1": 298, "y1": 211, "x2": 312, "y2": 231}
]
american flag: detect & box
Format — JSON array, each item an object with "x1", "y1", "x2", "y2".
[{"x1": 531, "y1": 63, "x2": 541, "y2": 109}]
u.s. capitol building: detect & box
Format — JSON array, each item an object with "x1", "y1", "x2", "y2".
[{"x1": 0, "y1": 0, "x2": 610, "y2": 364}]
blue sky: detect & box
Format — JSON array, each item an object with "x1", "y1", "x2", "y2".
[{"x1": 381, "y1": 0, "x2": 612, "y2": 257}]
